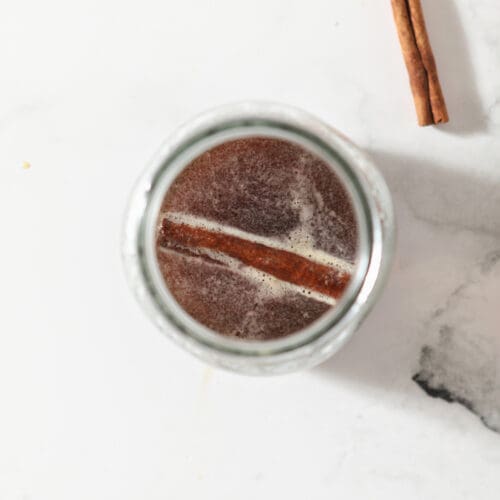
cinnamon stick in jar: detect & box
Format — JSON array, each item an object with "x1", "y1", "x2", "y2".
[{"x1": 391, "y1": 0, "x2": 449, "y2": 126}]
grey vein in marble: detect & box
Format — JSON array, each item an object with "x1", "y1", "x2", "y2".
[{"x1": 413, "y1": 250, "x2": 500, "y2": 433}]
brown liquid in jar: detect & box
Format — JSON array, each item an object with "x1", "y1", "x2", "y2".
[{"x1": 155, "y1": 137, "x2": 358, "y2": 340}]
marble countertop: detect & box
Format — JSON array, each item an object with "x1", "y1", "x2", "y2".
[{"x1": 1, "y1": 0, "x2": 499, "y2": 498}]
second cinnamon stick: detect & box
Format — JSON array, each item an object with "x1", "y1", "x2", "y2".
[{"x1": 391, "y1": 0, "x2": 449, "y2": 126}]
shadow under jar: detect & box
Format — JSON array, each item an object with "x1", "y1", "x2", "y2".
[{"x1": 123, "y1": 103, "x2": 395, "y2": 375}]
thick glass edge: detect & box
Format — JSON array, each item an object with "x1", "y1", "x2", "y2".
[{"x1": 121, "y1": 102, "x2": 395, "y2": 374}]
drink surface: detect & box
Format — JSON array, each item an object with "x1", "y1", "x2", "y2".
[{"x1": 155, "y1": 137, "x2": 358, "y2": 340}]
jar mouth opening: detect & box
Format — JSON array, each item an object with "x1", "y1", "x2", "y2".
[{"x1": 131, "y1": 110, "x2": 376, "y2": 358}]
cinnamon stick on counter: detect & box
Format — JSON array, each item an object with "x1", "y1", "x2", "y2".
[{"x1": 391, "y1": 0, "x2": 449, "y2": 126}]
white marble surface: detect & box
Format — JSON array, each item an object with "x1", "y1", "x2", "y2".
[{"x1": 1, "y1": 0, "x2": 499, "y2": 498}]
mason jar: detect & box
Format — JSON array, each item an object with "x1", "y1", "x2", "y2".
[{"x1": 122, "y1": 102, "x2": 395, "y2": 375}]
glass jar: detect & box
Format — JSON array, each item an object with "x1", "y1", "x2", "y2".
[{"x1": 122, "y1": 102, "x2": 395, "y2": 375}]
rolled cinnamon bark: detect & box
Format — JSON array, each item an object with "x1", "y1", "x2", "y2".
[{"x1": 391, "y1": 0, "x2": 449, "y2": 126}]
